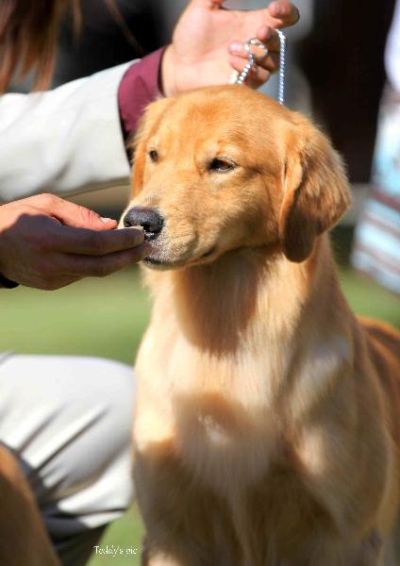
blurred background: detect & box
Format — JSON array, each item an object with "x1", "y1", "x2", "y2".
[{"x1": 3, "y1": 0, "x2": 399, "y2": 564}]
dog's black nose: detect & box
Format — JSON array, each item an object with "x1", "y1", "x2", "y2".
[{"x1": 123, "y1": 207, "x2": 164, "y2": 240}]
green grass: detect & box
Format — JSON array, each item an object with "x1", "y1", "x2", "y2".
[
  {"x1": 0, "y1": 267, "x2": 150, "y2": 364},
  {"x1": 341, "y1": 274, "x2": 400, "y2": 328},
  {"x1": 87, "y1": 506, "x2": 144, "y2": 566},
  {"x1": 0, "y1": 264, "x2": 398, "y2": 565}
]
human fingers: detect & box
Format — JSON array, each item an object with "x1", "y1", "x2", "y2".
[
  {"x1": 228, "y1": 29, "x2": 280, "y2": 76},
  {"x1": 228, "y1": 54, "x2": 271, "y2": 88},
  {"x1": 189, "y1": 0, "x2": 225, "y2": 8},
  {"x1": 256, "y1": 25, "x2": 281, "y2": 54},
  {"x1": 253, "y1": 27, "x2": 280, "y2": 75},
  {"x1": 59, "y1": 243, "x2": 151, "y2": 279},
  {"x1": 30, "y1": 193, "x2": 117, "y2": 231},
  {"x1": 50, "y1": 223, "x2": 145, "y2": 256},
  {"x1": 267, "y1": 0, "x2": 300, "y2": 28},
  {"x1": 29, "y1": 243, "x2": 151, "y2": 290}
]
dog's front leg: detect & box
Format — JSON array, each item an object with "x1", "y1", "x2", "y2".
[
  {"x1": 142, "y1": 543, "x2": 184, "y2": 566},
  {"x1": 141, "y1": 536, "x2": 210, "y2": 566}
]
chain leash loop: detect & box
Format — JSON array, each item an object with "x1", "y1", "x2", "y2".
[{"x1": 233, "y1": 30, "x2": 286, "y2": 106}]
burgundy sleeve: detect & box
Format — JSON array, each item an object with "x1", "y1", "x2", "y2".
[{"x1": 118, "y1": 48, "x2": 165, "y2": 141}]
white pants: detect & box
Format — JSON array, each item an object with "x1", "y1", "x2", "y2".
[{"x1": 0, "y1": 353, "x2": 135, "y2": 565}]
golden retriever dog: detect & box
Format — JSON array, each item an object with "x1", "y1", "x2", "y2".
[{"x1": 122, "y1": 85, "x2": 400, "y2": 566}]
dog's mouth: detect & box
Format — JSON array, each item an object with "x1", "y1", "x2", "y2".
[
  {"x1": 143, "y1": 257, "x2": 179, "y2": 270},
  {"x1": 143, "y1": 245, "x2": 218, "y2": 270},
  {"x1": 201, "y1": 246, "x2": 217, "y2": 259}
]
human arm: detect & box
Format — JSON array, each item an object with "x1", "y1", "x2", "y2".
[
  {"x1": 0, "y1": 54, "x2": 159, "y2": 289},
  {"x1": 161, "y1": 0, "x2": 299, "y2": 97},
  {"x1": 120, "y1": 0, "x2": 299, "y2": 136},
  {"x1": 0, "y1": 1, "x2": 298, "y2": 203},
  {"x1": 0, "y1": 61, "x2": 134, "y2": 204},
  {"x1": 0, "y1": 0, "x2": 298, "y2": 290}
]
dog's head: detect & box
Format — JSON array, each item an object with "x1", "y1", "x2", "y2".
[{"x1": 122, "y1": 86, "x2": 350, "y2": 269}]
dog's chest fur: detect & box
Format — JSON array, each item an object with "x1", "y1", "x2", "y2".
[
  {"x1": 134, "y1": 317, "x2": 331, "y2": 527},
  {"x1": 133, "y1": 261, "x2": 349, "y2": 513},
  {"x1": 135, "y1": 323, "x2": 286, "y2": 485},
  {"x1": 134, "y1": 344, "x2": 336, "y2": 564}
]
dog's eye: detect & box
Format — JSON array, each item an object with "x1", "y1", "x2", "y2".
[
  {"x1": 148, "y1": 149, "x2": 159, "y2": 162},
  {"x1": 208, "y1": 158, "x2": 236, "y2": 173}
]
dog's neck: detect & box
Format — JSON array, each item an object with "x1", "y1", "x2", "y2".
[
  {"x1": 142, "y1": 234, "x2": 355, "y2": 418},
  {"x1": 146, "y1": 235, "x2": 351, "y2": 364}
]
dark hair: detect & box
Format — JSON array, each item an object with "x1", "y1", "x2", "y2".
[{"x1": 0, "y1": 0, "x2": 82, "y2": 92}]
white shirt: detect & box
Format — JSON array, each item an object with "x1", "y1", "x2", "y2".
[{"x1": 0, "y1": 62, "x2": 133, "y2": 203}]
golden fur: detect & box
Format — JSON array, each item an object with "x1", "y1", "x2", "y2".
[{"x1": 124, "y1": 85, "x2": 400, "y2": 566}]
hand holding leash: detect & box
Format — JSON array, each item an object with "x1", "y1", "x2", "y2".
[
  {"x1": 161, "y1": 0, "x2": 298, "y2": 96},
  {"x1": 233, "y1": 31, "x2": 286, "y2": 104}
]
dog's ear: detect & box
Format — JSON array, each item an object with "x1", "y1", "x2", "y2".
[
  {"x1": 279, "y1": 118, "x2": 351, "y2": 262},
  {"x1": 129, "y1": 97, "x2": 173, "y2": 194}
]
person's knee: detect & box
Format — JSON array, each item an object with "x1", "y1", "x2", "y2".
[
  {"x1": 0, "y1": 354, "x2": 136, "y2": 553},
  {"x1": 2, "y1": 355, "x2": 136, "y2": 519},
  {"x1": 76, "y1": 357, "x2": 135, "y2": 431},
  {"x1": 53, "y1": 357, "x2": 136, "y2": 494}
]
